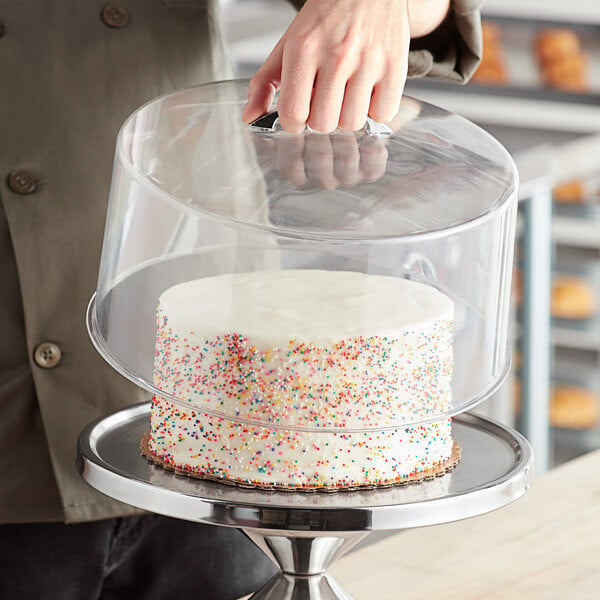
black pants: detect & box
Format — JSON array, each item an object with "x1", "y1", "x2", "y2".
[{"x1": 0, "y1": 515, "x2": 277, "y2": 600}]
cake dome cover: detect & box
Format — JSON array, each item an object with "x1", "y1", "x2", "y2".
[{"x1": 89, "y1": 79, "x2": 518, "y2": 429}]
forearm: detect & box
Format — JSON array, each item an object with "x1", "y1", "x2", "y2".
[{"x1": 287, "y1": 0, "x2": 450, "y2": 39}]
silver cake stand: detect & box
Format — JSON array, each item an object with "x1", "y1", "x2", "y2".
[{"x1": 77, "y1": 403, "x2": 533, "y2": 600}]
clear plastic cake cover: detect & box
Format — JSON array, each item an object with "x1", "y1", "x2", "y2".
[{"x1": 90, "y1": 79, "x2": 518, "y2": 431}]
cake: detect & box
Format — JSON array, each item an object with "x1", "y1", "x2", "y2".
[{"x1": 144, "y1": 269, "x2": 458, "y2": 490}]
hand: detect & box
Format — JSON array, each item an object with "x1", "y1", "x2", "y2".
[{"x1": 242, "y1": 0, "x2": 411, "y2": 134}]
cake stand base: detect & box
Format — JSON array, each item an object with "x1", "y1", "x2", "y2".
[
  {"x1": 248, "y1": 571, "x2": 353, "y2": 600},
  {"x1": 243, "y1": 530, "x2": 367, "y2": 599},
  {"x1": 78, "y1": 404, "x2": 533, "y2": 600}
]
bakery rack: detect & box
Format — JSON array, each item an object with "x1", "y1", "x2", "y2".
[{"x1": 404, "y1": 1, "x2": 600, "y2": 475}]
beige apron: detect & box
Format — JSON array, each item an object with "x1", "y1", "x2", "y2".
[
  {"x1": 0, "y1": 0, "x2": 231, "y2": 523},
  {"x1": 0, "y1": 0, "x2": 481, "y2": 524}
]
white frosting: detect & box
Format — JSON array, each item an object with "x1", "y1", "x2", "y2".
[
  {"x1": 149, "y1": 397, "x2": 455, "y2": 488},
  {"x1": 158, "y1": 269, "x2": 453, "y2": 347},
  {"x1": 149, "y1": 269, "x2": 456, "y2": 489}
]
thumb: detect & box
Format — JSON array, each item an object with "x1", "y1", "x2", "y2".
[{"x1": 242, "y1": 43, "x2": 284, "y2": 124}]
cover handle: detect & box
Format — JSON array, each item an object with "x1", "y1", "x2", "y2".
[{"x1": 249, "y1": 111, "x2": 393, "y2": 136}]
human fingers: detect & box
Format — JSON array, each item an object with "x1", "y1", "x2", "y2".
[
  {"x1": 307, "y1": 65, "x2": 350, "y2": 133},
  {"x1": 332, "y1": 132, "x2": 361, "y2": 186},
  {"x1": 368, "y1": 37, "x2": 409, "y2": 123},
  {"x1": 242, "y1": 43, "x2": 283, "y2": 124},
  {"x1": 338, "y1": 64, "x2": 377, "y2": 132},
  {"x1": 277, "y1": 39, "x2": 318, "y2": 133},
  {"x1": 304, "y1": 134, "x2": 339, "y2": 189},
  {"x1": 275, "y1": 135, "x2": 307, "y2": 187},
  {"x1": 358, "y1": 137, "x2": 388, "y2": 183}
]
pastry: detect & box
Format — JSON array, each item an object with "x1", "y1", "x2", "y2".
[
  {"x1": 551, "y1": 276, "x2": 597, "y2": 320},
  {"x1": 550, "y1": 385, "x2": 600, "y2": 429}
]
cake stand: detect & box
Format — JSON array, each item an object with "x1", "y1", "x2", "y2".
[{"x1": 77, "y1": 402, "x2": 533, "y2": 600}]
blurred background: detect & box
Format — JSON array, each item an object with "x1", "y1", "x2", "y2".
[{"x1": 218, "y1": 0, "x2": 600, "y2": 475}]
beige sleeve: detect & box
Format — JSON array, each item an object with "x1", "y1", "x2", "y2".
[
  {"x1": 408, "y1": 0, "x2": 483, "y2": 83},
  {"x1": 285, "y1": 0, "x2": 483, "y2": 84}
]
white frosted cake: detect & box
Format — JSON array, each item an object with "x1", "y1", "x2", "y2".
[{"x1": 144, "y1": 269, "x2": 458, "y2": 490}]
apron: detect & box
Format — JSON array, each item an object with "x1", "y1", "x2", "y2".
[
  {"x1": 0, "y1": 0, "x2": 231, "y2": 523},
  {"x1": 0, "y1": 0, "x2": 481, "y2": 524}
]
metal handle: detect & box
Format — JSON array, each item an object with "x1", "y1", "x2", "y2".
[
  {"x1": 250, "y1": 111, "x2": 281, "y2": 131},
  {"x1": 249, "y1": 111, "x2": 393, "y2": 136}
]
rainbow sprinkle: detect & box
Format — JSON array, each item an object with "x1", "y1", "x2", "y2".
[{"x1": 148, "y1": 309, "x2": 455, "y2": 489}]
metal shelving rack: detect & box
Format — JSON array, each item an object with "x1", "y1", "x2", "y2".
[
  {"x1": 218, "y1": 0, "x2": 600, "y2": 473},
  {"x1": 406, "y1": 1, "x2": 600, "y2": 474}
]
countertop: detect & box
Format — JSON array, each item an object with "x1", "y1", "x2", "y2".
[{"x1": 329, "y1": 447, "x2": 600, "y2": 599}]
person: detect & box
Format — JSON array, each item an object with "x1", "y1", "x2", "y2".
[{"x1": 0, "y1": 0, "x2": 482, "y2": 598}]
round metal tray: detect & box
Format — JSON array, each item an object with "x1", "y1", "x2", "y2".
[
  {"x1": 78, "y1": 403, "x2": 533, "y2": 600},
  {"x1": 78, "y1": 403, "x2": 533, "y2": 532}
]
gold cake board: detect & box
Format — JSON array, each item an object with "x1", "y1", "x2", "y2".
[{"x1": 140, "y1": 432, "x2": 461, "y2": 492}]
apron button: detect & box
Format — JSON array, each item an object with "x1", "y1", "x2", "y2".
[
  {"x1": 34, "y1": 342, "x2": 62, "y2": 369},
  {"x1": 7, "y1": 170, "x2": 37, "y2": 195},
  {"x1": 101, "y1": 4, "x2": 129, "y2": 28}
]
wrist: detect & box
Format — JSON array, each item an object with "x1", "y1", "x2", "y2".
[{"x1": 407, "y1": 0, "x2": 451, "y2": 38}]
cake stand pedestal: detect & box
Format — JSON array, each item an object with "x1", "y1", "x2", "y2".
[{"x1": 77, "y1": 404, "x2": 533, "y2": 600}]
